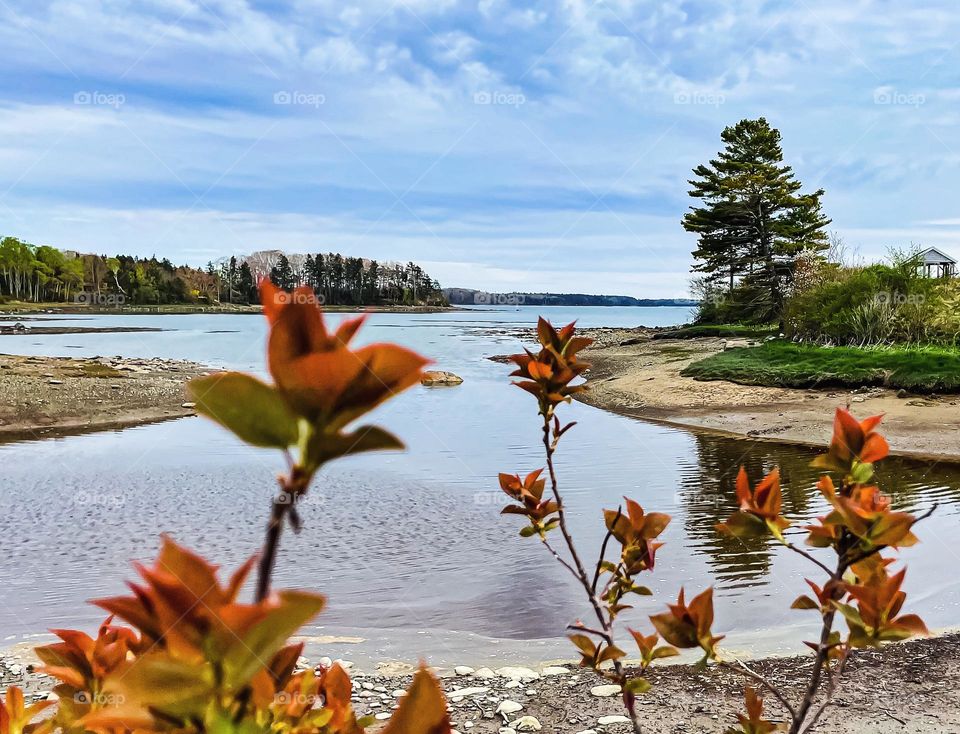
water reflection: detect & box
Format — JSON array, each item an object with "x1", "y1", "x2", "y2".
[{"x1": 681, "y1": 433, "x2": 960, "y2": 589}]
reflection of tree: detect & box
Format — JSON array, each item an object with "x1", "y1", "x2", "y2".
[{"x1": 681, "y1": 433, "x2": 960, "y2": 585}]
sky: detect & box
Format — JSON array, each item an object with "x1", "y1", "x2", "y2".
[{"x1": 1, "y1": 1, "x2": 960, "y2": 298}]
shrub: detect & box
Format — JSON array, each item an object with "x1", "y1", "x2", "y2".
[
  {"x1": 783, "y1": 251, "x2": 956, "y2": 345},
  {"x1": 501, "y1": 318, "x2": 933, "y2": 734}
]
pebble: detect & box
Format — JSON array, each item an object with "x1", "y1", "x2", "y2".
[
  {"x1": 181, "y1": 402, "x2": 196, "y2": 408},
  {"x1": 495, "y1": 667, "x2": 539, "y2": 682},
  {"x1": 473, "y1": 667, "x2": 496, "y2": 679},
  {"x1": 597, "y1": 715, "x2": 631, "y2": 725},
  {"x1": 496, "y1": 700, "x2": 523, "y2": 716},
  {"x1": 590, "y1": 684, "x2": 622, "y2": 697},
  {"x1": 509, "y1": 716, "x2": 542, "y2": 732},
  {"x1": 540, "y1": 666, "x2": 569, "y2": 676},
  {"x1": 455, "y1": 666, "x2": 475, "y2": 676},
  {"x1": 374, "y1": 712, "x2": 391, "y2": 720},
  {"x1": 47, "y1": 380, "x2": 63, "y2": 385}
]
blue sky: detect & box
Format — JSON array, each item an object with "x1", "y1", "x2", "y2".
[{"x1": 2, "y1": 0, "x2": 959, "y2": 297}]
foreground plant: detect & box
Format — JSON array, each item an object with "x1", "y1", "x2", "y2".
[
  {"x1": 13, "y1": 281, "x2": 450, "y2": 734},
  {"x1": 500, "y1": 319, "x2": 718, "y2": 733},
  {"x1": 189, "y1": 280, "x2": 430, "y2": 600},
  {"x1": 500, "y1": 318, "x2": 933, "y2": 734},
  {"x1": 718, "y1": 407, "x2": 933, "y2": 733}
]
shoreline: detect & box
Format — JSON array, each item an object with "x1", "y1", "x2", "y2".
[
  {"x1": 0, "y1": 303, "x2": 459, "y2": 316},
  {"x1": 3, "y1": 633, "x2": 957, "y2": 732},
  {"x1": 0, "y1": 353, "x2": 210, "y2": 441},
  {"x1": 573, "y1": 328, "x2": 960, "y2": 464}
]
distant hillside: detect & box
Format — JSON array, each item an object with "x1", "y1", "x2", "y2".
[{"x1": 443, "y1": 288, "x2": 697, "y2": 307}]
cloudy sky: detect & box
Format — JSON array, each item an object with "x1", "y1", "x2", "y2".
[{"x1": 1, "y1": 1, "x2": 959, "y2": 297}]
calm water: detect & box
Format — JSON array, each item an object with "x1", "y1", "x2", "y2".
[{"x1": 1, "y1": 305, "x2": 958, "y2": 668}]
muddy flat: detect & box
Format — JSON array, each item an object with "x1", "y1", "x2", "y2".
[{"x1": 0, "y1": 353, "x2": 209, "y2": 440}]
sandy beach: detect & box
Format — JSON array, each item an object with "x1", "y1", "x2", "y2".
[{"x1": 574, "y1": 328, "x2": 960, "y2": 464}]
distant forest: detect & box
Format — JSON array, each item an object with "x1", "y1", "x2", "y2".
[
  {"x1": 0, "y1": 237, "x2": 446, "y2": 306},
  {"x1": 443, "y1": 288, "x2": 696, "y2": 307}
]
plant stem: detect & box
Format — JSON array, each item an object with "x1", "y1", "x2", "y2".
[
  {"x1": 788, "y1": 553, "x2": 848, "y2": 734},
  {"x1": 255, "y1": 469, "x2": 307, "y2": 602},
  {"x1": 255, "y1": 493, "x2": 291, "y2": 602},
  {"x1": 540, "y1": 417, "x2": 642, "y2": 734}
]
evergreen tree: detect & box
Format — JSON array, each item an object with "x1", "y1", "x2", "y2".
[
  {"x1": 269, "y1": 254, "x2": 295, "y2": 290},
  {"x1": 683, "y1": 118, "x2": 831, "y2": 324},
  {"x1": 238, "y1": 261, "x2": 256, "y2": 303}
]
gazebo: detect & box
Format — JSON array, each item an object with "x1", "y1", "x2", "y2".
[{"x1": 919, "y1": 247, "x2": 957, "y2": 278}]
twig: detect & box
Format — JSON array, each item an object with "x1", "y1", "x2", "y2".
[
  {"x1": 541, "y1": 537, "x2": 580, "y2": 580},
  {"x1": 720, "y1": 660, "x2": 797, "y2": 720},
  {"x1": 782, "y1": 541, "x2": 834, "y2": 577},
  {"x1": 799, "y1": 652, "x2": 848, "y2": 733},
  {"x1": 592, "y1": 508, "x2": 621, "y2": 594}
]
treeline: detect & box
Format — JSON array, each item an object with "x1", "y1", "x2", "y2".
[
  {"x1": 0, "y1": 237, "x2": 446, "y2": 307},
  {"x1": 258, "y1": 252, "x2": 445, "y2": 306},
  {"x1": 443, "y1": 288, "x2": 697, "y2": 307}
]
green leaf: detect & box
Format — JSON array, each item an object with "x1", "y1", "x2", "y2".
[
  {"x1": 631, "y1": 585, "x2": 653, "y2": 596},
  {"x1": 188, "y1": 373, "x2": 298, "y2": 448},
  {"x1": 791, "y1": 595, "x2": 820, "y2": 610},
  {"x1": 832, "y1": 601, "x2": 865, "y2": 629},
  {"x1": 624, "y1": 677, "x2": 652, "y2": 694},
  {"x1": 222, "y1": 590, "x2": 326, "y2": 687},
  {"x1": 717, "y1": 511, "x2": 768, "y2": 538},
  {"x1": 304, "y1": 425, "x2": 404, "y2": 468},
  {"x1": 519, "y1": 525, "x2": 537, "y2": 538}
]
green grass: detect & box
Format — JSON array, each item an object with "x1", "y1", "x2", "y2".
[
  {"x1": 681, "y1": 341, "x2": 960, "y2": 393},
  {"x1": 654, "y1": 323, "x2": 780, "y2": 340}
]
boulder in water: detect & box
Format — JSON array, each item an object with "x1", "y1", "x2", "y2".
[{"x1": 421, "y1": 370, "x2": 463, "y2": 386}]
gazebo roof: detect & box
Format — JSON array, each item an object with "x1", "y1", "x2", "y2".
[{"x1": 920, "y1": 247, "x2": 956, "y2": 265}]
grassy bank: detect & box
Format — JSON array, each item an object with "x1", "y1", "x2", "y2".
[{"x1": 682, "y1": 340, "x2": 960, "y2": 392}]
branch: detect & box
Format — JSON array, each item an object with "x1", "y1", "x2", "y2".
[
  {"x1": 541, "y1": 537, "x2": 580, "y2": 581},
  {"x1": 592, "y1": 507, "x2": 621, "y2": 594},
  {"x1": 799, "y1": 652, "x2": 849, "y2": 734},
  {"x1": 782, "y1": 541, "x2": 835, "y2": 577},
  {"x1": 720, "y1": 659, "x2": 797, "y2": 720}
]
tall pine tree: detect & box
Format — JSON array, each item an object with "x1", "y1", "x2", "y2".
[{"x1": 683, "y1": 118, "x2": 830, "y2": 324}]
